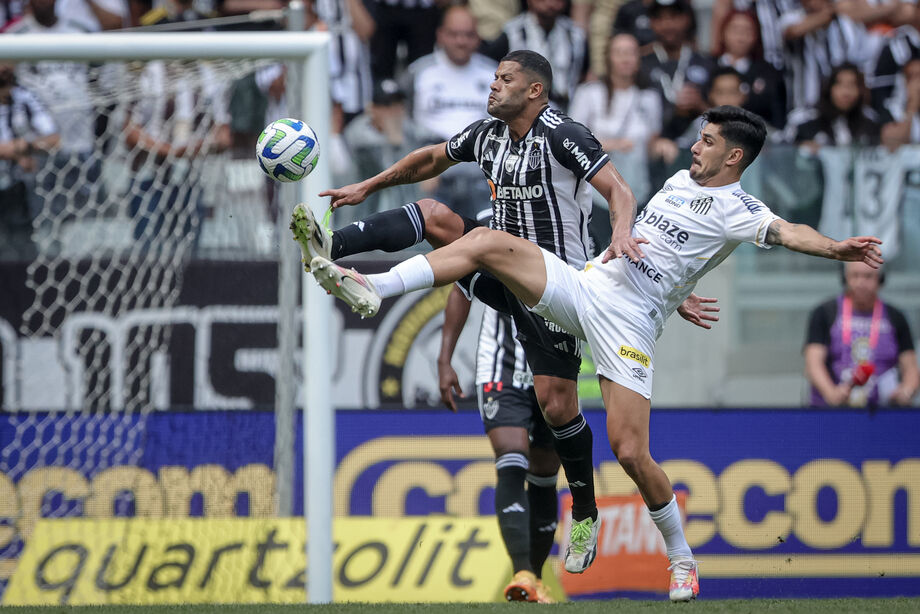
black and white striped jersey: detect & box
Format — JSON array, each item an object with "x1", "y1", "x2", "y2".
[
  {"x1": 779, "y1": 9, "x2": 869, "y2": 111},
  {"x1": 445, "y1": 106, "x2": 608, "y2": 268},
  {"x1": 475, "y1": 307, "x2": 532, "y2": 389},
  {"x1": 315, "y1": 0, "x2": 372, "y2": 115}
]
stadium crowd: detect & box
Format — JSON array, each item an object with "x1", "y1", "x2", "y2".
[{"x1": 1, "y1": 0, "x2": 919, "y2": 263}]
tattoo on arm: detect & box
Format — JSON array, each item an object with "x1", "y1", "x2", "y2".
[{"x1": 766, "y1": 220, "x2": 783, "y2": 246}]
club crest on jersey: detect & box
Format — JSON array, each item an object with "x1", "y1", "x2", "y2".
[
  {"x1": 504, "y1": 153, "x2": 520, "y2": 173},
  {"x1": 690, "y1": 194, "x2": 713, "y2": 215},
  {"x1": 528, "y1": 143, "x2": 541, "y2": 169}
]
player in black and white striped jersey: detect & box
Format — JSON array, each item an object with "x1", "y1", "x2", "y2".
[{"x1": 313, "y1": 52, "x2": 616, "y2": 575}]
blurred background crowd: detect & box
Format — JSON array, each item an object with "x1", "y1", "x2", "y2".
[{"x1": 2, "y1": 0, "x2": 920, "y2": 240}]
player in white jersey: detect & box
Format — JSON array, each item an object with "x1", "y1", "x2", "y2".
[{"x1": 302, "y1": 105, "x2": 884, "y2": 601}]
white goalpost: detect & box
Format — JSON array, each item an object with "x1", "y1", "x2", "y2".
[{"x1": 0, "y1": 27, "x2": 334, "y2": 603}]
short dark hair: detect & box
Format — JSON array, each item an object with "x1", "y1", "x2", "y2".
[
  {"x1": 501, "y1": 50, "x2": 553, "y2": 99},
  {"x1": 701, "y1": 105, "x2": 766, "y2": 171}
]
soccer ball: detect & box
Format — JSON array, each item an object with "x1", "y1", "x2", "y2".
[{"x1": 255, "y1": 118, "x2": 320, "y2": 182}]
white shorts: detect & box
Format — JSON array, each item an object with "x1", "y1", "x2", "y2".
[{"x1": 530, "y1": 249, "x2": 657, "y2": 399}]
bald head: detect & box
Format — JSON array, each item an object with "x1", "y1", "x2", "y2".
[{"x1": 438, "y1": 6, "x2": 479, "y2": 66}]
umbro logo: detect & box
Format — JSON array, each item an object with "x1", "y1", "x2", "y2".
[
  {"x1": 631, "y1": 367, "x2": 647, "y2": 380},
  {"x1": 568, "y1": 480, "x2": 587, "y2": 488},
  {"x1": 502, "y1": 502, "x2": 526, "y2": 513}
]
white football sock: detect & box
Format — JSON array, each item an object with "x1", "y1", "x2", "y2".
[
  {"x1": 367, "y1": 254, "x2": 434, "y2": 299},
  {"x1": 648, "y1": 495, "x2": 693, "y2": 561}
]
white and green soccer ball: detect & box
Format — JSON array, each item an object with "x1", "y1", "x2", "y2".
[{"x1": 255, "y1": 118, "x2": 320, "y2": 182}]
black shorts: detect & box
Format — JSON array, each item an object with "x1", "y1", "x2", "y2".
[
  {"x1": 457, "y1": 217, "x2": 582, "y2": 382},
  {"x1": 477, "y1": 383, "x2": 554, "y2": 450}
]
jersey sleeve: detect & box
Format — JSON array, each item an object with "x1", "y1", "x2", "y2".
[
  {"x1": 547, "y1": 119, "x2": 609, "y2": 181},
  {"x1": 723, "y1": 195, "x2": 781, "y2": 248},
  {"x1": 445, "y1": 118, "x2": 492, "y2": 163},
  {"x1": 886, "y1": 304, "x2": 916, "y2": 353}
]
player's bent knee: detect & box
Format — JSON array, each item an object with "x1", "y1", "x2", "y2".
[{"x1": 418, "y1": 198, "x2": 464, "y2": 247}]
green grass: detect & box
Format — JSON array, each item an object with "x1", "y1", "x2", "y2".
[{"x1": 3, "y1": 600, "x2": 919, "y2": 614}]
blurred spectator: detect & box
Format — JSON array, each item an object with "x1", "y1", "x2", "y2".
[
  {"x1": 881, "y1": 55, "x2": 920, "y2": 146},
  {"x1": 468, "y1": 0, "x2": 519, "y2": 41},
  {"x1": 780, "y1": 0, "x2": 869, "y2": 112},
  {"x1": 804, "y1": 262, "x2": 919, "y2": 407},
  {"x1": 713, "y1": 8, "x2": 787, "y2": 129},
  {"x1": 0, "y1": 62, "x2": 59, "y2": 259},
  {"x1": 317, "y1": 0, "x2": 375, "y2": 126},
  {"x1": 9, "y1": 0, "x2": 98, "y2": 218},
  {"x1": 123, "y1": 60, "x2": 231, "y2": 244},
  {"x1": 709, "y1": 0, "x2": 796, "y2": 71},
  {"x1": 612, "y1": 0, "x2": 659, "y2": 47},
  {"x1": 406, "y1": 5, "x2": 494, "y2": 218},
  {"x1": 56, "y1": 0, "x2": 128, "y2": 30},
  {"x1": 365, "y1": 0, "x2": 441, "y2": 82},
  {"x1": 569, "y1": 32, "x2": 661, "y2": 201},
  {"x1": 341, "y1": 79, "x2": 429, "y2": 215},
  {"x1": 640, "y1": 0, "x2": 713, "y2": 144},
  {"x1": 652, "y1": 65, "x2": 746, "y2": 163},
  {"x1": 835, "y1": 0, "x2": 917, "y2": 69},
  {"x1": 785, "y1": 63, "x2": 882, "y2": 148},
  {"x1": 1, "y1": 0, "x2": 27, "y2": 29},
  {"x1": 482, "y1": 0, "x2": 588, "y2": 111},
  {"x1": 407, "y1": 5, "x2": 495, "y2": 140},
  {"x1": 8, "y1": 0, "x2": 93, "y2": 155},
  {"x1": 572, "y1": 0, "x2": 628, "y2": 77},
  {"x1": 870, "y1": 24, "x2": 920, "y2": 115}
]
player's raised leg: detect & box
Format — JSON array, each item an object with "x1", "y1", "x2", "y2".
[
  {"x1": 600, "y1": 377, "x2": 699, "y2": 601},
  {"x1": 311, "y1": 227, "x2": 549, "y2": 314},
  {"x1": 291, "y1": 199, "x2": 467, "y2": 273}
]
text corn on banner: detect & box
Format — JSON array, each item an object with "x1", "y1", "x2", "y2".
[{"x1": 3, "y1": 517, "x2": 523, "y2": 605}]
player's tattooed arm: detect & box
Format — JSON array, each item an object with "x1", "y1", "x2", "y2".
[
  {"x1": 322, "y1": 143, "x2": 456, "y2": 208},
  {"x1": 766, "y1": 219, "x2": 884, "y2": 267}
]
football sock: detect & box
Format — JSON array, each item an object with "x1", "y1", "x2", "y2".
[
  {"x1": 495, "y1": 453, "x2": 532, "y2": 573},
  {"x1": 549, "y1": 414, "x2": 598, "y2": 522},
  {"x1": 648, "y1": 494, "x2": 693, "y2": 561},
  {"x1": 367, "y1": 254, "x2": 434, "y2": 299},
  {"x1": 526, "y1": 472, "x2": 558, "y2": 577},
  {"x1": 331, "y1": 202, "x2": 424, "y2": 259}
]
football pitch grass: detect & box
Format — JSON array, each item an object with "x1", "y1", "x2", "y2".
[{"x1": 4, "y1": 600, "x2": 920, "y2": 614}]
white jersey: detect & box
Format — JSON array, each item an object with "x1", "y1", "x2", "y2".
[
  {"x1": 407, "y1": 50, "x2": 496, "y2": 140},
  {"x1": 588, "y1": 170, "x2": 779, "y2": 335}
]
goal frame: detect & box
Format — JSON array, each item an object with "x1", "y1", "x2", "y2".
[{"x1": 0, "y1": 30, "x2": 334, "y2": 604}]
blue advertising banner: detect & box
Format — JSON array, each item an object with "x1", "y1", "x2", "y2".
[{"x1": 1, "y1": 408, "x2": 918, "y2": 600}]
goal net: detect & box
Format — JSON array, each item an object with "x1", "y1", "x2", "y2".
[{"x1": 0, "y1": 32, "x2": 332, "y2": 604}]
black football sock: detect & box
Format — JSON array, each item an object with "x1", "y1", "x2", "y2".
[
  {"x1": 331, "y1": 202, "x2": 425, "y2": 259},
  {"x1": 526, "y1": 472, "x2": 559, "y2": 577},
  {"x1": 550, "y1": 413, "x2": 598, "y2": 522},
  {"x1": 495, "y1": 453, "x2": 533, "y2": 573}
]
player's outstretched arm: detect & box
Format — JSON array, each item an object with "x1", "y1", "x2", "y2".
[
  {"x1": 589, "y1": 163, "x2": 648, "y2": 263},
  {"x1": 765, "y1": 219, "x2": 884, "y2": 267},
  {"x1": 319, "y1": 143, "x2": 457, "y2": 209},
  {"x1": 677, "y1": 294, "x2": 720, "y2": 330}
]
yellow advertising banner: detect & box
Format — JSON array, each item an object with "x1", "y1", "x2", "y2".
[{"x1": 4, "y1": 517, "x2": 562, "y2": 605}]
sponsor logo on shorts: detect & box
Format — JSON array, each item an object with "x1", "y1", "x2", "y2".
[
  {"x1": 512, "y1": 370, "x2": 534, "y2": 387},
  {"x1": 631, "y1": 367, "x2": 647, "y2": 380},
  {"x1": 619, "y1": 345, "x2": 650, "y2": 368}
]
